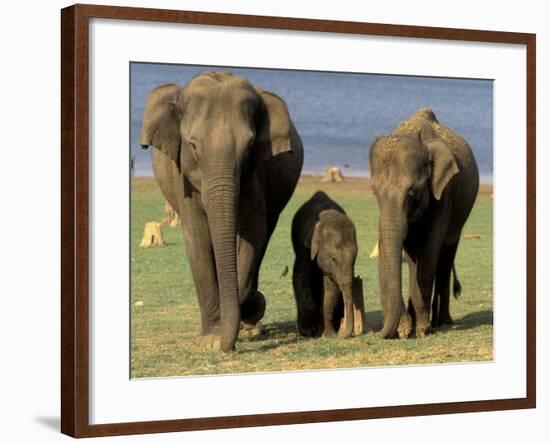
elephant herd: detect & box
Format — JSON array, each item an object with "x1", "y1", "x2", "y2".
[{"x1": 140, "y1": 71, "x2": 479, "y2": 352}]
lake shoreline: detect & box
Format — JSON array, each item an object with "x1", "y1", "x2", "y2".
[{"x1": 132, "y1": 174, "x2": 493, "y2": 195}]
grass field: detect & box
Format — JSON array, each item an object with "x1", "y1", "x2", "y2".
[{"x1": 131, "y1": 176, "x2": 493, "y2": 378}]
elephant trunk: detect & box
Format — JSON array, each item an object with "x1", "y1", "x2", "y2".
[
  {"x1": 203, "y1": 170, "x2": 241, "y2": 352},
  {"x1": 338, "y1": 278, "x2": 354, "y2": 338},
  {"x1": 378, "y1": 210, "x2": 406, "y2": 339}
]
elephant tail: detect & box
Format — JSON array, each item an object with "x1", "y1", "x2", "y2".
[{"x1": 452, "y1": 264, "x2": 462, "y2": 299}]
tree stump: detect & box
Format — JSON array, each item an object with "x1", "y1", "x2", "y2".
[
  {"x1": 139, "y1": 222, "x2": 165, "y2": 248},
  {"x1": 162, "y1": 201, "x2": 182, "y2": 227},
  {"x1": 321, "y1": 166, "x2": 345, "y2": 183}
]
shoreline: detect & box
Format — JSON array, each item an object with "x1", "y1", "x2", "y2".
[
  {"x1": 132, "y1": 170, "x2": 494, "y2": 184},
  {"x1": 132, "y1": 174, "x2": 494, "y2": 195}
]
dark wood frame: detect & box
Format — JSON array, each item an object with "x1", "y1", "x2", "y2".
[{"x1": 61, "y1": 3, "x2": 536, "y2": 438}]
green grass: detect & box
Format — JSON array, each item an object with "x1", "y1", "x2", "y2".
[{"x1": 130, "y1": 176, "x2": 493, "y2": 377}]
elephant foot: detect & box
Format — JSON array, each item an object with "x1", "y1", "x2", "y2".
[
  {"x1": 432, "y1": 314, "x2": 454, "y2": 328},
  {"x1": 298, "y1": 322, "x2": 321, "y2": 338},
  {"x1": 415, "y1": 324, "x2": 432, "y2": 338},
  {"x1": 240, "y1": 290, "x2": 266, "y2": 325},
  {"x1": 397, "y1": 311, "x2": 413, "y2": 339},
  {"x1": 439, "y1": 314, "x2": 454, "y2": 325},
  {"x1": 337, "y1": 328, "x2": 352, "y2": 339},
  {"x1": 239, "y1": 320, "x2": 266, "y2": 338},
  {"x1": 322, "y1": 326, "x2": 337, "y2": 338},
  {"x1": 353, "y1": 308, "x2": 367, "y2": 336},
  {"x1": 335, "y1": 317, "x2": 352, "y2": 339},
  {"x1": 194, "y1": 334, "x2": 223, "y2": 351}
]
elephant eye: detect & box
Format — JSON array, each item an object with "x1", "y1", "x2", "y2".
[{"x1": 407, "y1": 187, "x2": 415, "y2": 198}]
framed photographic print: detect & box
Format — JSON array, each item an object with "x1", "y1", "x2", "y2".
[{"x1": 61, "y1": 4, "x2": 536, "y2": 438}]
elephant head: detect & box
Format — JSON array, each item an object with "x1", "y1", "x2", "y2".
[
  {"x1": 140, "y1": 72, "x2": 294, "y2": 351},
  {"x1": 369, "y1": 120, "x2": 459, "y2": 338},
  {"x1": 311, "y1": 210, "x2": 358, "y2": 338}
]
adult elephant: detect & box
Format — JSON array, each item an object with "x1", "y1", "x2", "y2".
[
  {"x1": 139, "y1": 72, "x2": 304, "y2": 352},
  {"x1": 369, "y1": 108, "x2": 479, "y2": 339}
]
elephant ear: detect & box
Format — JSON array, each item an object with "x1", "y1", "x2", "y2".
[
  {"x1": 140, "y1": 84, "x2": 182, "y2": 172},
  {"x1": 420, "y1": 123, "x2": 459, "y2": 200},
  {"x1": 255, "y1": 87, "x2": 293, "y2": 159},
  {"x1": 310, "y1": 221, "x2": 321, "y2": 260}
]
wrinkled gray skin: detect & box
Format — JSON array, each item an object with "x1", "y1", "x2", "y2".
[
  {"x1": 140, "y1": 72, "x2": 304, "y2": 352},
  {"x1": 369, "y1": 108, "x2": 479, "y2": 339},
  {"x1": 291, "y1": 191, "x2": 358, "y2": 338}
]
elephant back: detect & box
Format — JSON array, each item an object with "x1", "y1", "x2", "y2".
[{"x1": 395, "y1": 108, "x2": 477, "y2": 172}]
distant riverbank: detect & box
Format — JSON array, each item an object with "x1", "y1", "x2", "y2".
[{"x1": 131, "y1": 168, "x2": 494, "y2": 185}]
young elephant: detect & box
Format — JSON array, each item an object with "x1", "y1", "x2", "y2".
[{"x1": 292, "y1": 191, "x2": 365, "y2": 338}]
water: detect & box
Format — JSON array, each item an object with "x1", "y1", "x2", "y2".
[{"x1": 130, "y1": 63, "x2": 493, "y2": 181}]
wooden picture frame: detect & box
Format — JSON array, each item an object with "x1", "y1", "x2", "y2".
[{"x1": 61, "y1": 3, "x2": 536, "y2": 437}]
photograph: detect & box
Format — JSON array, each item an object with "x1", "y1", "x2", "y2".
[
  {"x1": 130, "y1": 63, "x2": 493, "y2": 378},
  {"x1": 57, "y1": 3, "x2": 537, "y2": 437}
]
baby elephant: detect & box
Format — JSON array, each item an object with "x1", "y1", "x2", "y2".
[{"x1": 292, "y1": 191, "x2": 366, "y2": 338}]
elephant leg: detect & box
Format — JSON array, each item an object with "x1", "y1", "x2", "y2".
[
  {"x1": 236, "y1": 174, "x2": 268, "y2": 329},
  {"x1": 431, "y1": 286, "x2": 440, "y2": 328},
  {"x1": 409, "y1": 252, "x2": 438, "y2": 337},
  {"x1": 322, "y1": 275, "x2": 341, "y2": 337},
  {"x1": 398, "y1": 253, "x2": 415, "y2": 338},
  {"x1": 237, "y1": 229, "x2": 266, "y2": 327},
  {"x1": 237, "y1": 193, "x2": 267, "y2": 334},
  {"x1": 179, "y1": 197, "x2": 221, "y2": 343},
  {"x1": 432, "y1": 242, "x2": 459, "y2": 327},
  {"x1": 338, "y1": 281, "x2": 354, "y2": 339},
  {"x1": 239, "y1": 214, "x2": 280, "y2": 338},
  {"x1": 352, "y1": 276, "x2": 367, "y2": 335},
  {"x1": 406, "y1": 297, "x2": 415, "y2": 337},
  {"x1": 293, "y1": 257, "x2": 321, "y2": 337}
]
